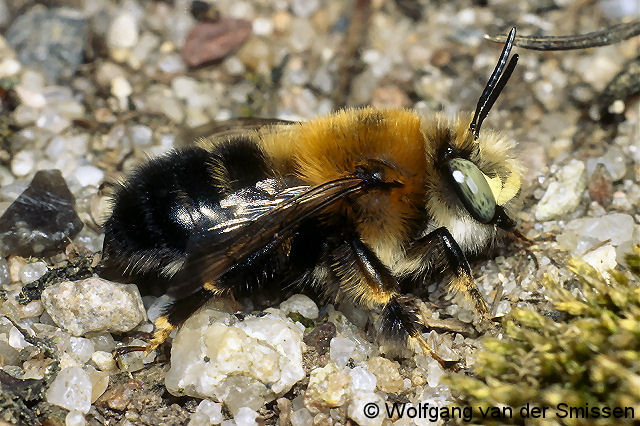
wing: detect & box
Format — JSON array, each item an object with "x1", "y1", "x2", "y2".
[
  {"x1": 179, "y1": 117, "x2": 297, "y2": 145},
  {"x1": 167, "y1": 176, "x2": 370, "y2": 298}
]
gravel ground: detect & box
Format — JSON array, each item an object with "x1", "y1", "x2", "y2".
[{"x1": 0, "y1": 0, "x2": 638, "y2": 425}]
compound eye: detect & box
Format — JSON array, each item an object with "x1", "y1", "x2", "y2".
[{"x1": 445, "y1": 158, "x2": 496, "y2": 223}]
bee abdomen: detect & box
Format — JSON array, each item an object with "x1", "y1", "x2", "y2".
[{"x1": 102, "y1": 138, "x2": 272, "y2": 291}]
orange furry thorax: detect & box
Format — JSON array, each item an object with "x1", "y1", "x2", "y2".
[{"x1": 261, "y1": 108, "x2": 429, "y2": 245}]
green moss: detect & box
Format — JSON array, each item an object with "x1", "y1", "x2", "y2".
[{"x1": 447, "y1": 245, "x2": 640, "y2": 425}]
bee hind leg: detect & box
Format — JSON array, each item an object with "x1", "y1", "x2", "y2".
[{"x1": 113, "y1": 287, "x2": 220, "y2": 359}]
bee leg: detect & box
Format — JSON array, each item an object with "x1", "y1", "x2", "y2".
[
  {"x1": 409, "y1": 227, "x2": 490, "y2": 318},
  {"x1": 331, "y1": 237, "x2": 459, "y2": 370},
  {"x1": 113, "y1": 287, "x2": 222, "y2": 359},
  {"x1": 380, "y1": 297, "x2": 460, "y2": 371}
]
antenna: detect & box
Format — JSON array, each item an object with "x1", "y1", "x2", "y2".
[{"x1": 470, "y1": 27, "x2": 519, "y2": 140}]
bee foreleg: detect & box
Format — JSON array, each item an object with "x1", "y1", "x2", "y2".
[
  {"x1": 409, "y1": 227, "x2": 490, "y2": 318},
  {"x1": 330, "y1": 237, "x2": 459, "y2": 369}
]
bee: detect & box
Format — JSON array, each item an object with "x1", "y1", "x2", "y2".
[{"x1": 101, "y1": 28, "x2": 521, "y2": 368}]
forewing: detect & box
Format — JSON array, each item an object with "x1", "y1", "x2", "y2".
[{"x1": 167, "y1": 176, "x2": 368, "y2": 298}]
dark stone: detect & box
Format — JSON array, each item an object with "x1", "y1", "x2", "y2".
[
  {"x1": 303, "y1": 322, "x2": 337, "y2": 356},
  {"x1": 182, "y1": 18, "x2": 252, "y2": 67},
  {"x1": 0, "y1": 170, "x2": 83, "y2": 257},
  {"x1": 6, "y1": 7, "x2": 88, "y2": 84}
]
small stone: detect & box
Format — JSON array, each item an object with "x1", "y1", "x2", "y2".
[
  {"x1": 68, "y1": 336, "x2": 95, "y2": 363},
  {"x1": 280, "y1": 294, "x2": 319, "y2": 319},
  {"x1": 371, "y1": 85, "x2": 410, "y2": 108},
  {"x1": 41, "y1": 277, "x2": 146, "y2": 336},
  {"x1": 91, "y1": 351, "x2": 117, "y2": 371},
  {"x1": 367, "y1": 357, "x2": 404, "y2": 393},
  {"x1": 234, "y1": 407, "x2": 258, "y2": 426},
  {"x1": 290, "y1": 408, "x2": 313, "y2": 426},
  {"x1": 304, "y1": 362, "x2": 350, "y2": 413},
  {"x1": 349, "y1": 366, "x2": 376, "y2": 393},
  {"x1": 303, "y1": 322, "x2": 336, "y2": 355},
  {"x1": 189, "y1": 400, "x2": 223, "y2": 426},
  {"x1": 128, "y1": 124, "x2": 153, "y2": 146},
  {"x1": 87, "y1": 332, "x2": 116, "y2": 352},
  {"x1": 36, "y1": 109, "x2": 71, "y2": 133},
  {"x1": 10, "y1": 151, "x2": 35, "y2": 177},
  {"x1": 0, "y1": 257, "x2": 9, "y2": 286},
  {"x1": 46, "y1": 366, "x2": 92, "y2": 413},
  {"x1": 6, "y1": 8, "x2": 88, "y2": 83},
  {"x1": 330, "y1": 337, "x2": 357, "y2": 367},
  {"x1": 588, "y1": 164, "x2": 613, "y2": 207},
  {"x1": 0, "y1": 170, "x2": 83, "y2": 257},
  {"x1": 182, "y1": 19, "x2": 252, "y2": 67},
  {"x1": 95, "y1": 378, "x2": 142, "y2": 411},
  {"x1": 8, "y1": 326, "x2": 30, "y2": 349},
  {"x1": 65, "y1": 411, "x2": 86, "y2": 426},
  {"x1": 110, "y1": 76, "x2": 132, "y2": 99},
  {"x1": 582, "y1": 244, "x2": 617, "y2": 275},
  {"x1": 348, "y1": 391, "x2": 385, "y2": 426},
  {"x1": 74, "y1": 165, "x2": 104, "y2": 187},
  {"x1": 107, "y1": 13, "x2": 139, "y2": 59},
  {"x1": 556, "y1": 213, "x2": 636, "y2": 254},
  {"x1": 165, "y1": 308, "x2": 305, "y2": 412},
  {"x1": 19, "y1": 261, "x2": 48, "y2": 284},
  {"x1": 426, "y1": 359, "x2": 444, "y2": 387},
  {"x1": 85, "y1": 365, "x2": 109, "y2": 403},
  {"x1": 535, "y1": 159, "x2": 586, "y2": 221},
  {"x1": 292, "y1": 0, "x2": 320, "y2": 17},
  {"x1": 599, "y1": 146, "x2": 627, "y2": 181}
]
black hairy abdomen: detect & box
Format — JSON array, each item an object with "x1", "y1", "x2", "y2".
[{"x1": 101, "y1": 139, "x2": 271, "y2": 294}]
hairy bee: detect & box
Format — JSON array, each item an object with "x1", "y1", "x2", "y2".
[{"x1": 102, "y1": 29, "x2": 521, "y2": 367}]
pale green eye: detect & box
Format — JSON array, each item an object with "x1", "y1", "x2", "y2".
[{"x1": 445, "y1": 158, "x2": 496, "y2": 223}]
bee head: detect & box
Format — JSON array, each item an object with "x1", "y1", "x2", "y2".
[{"x1": 422, "y1": 28, "x2": 521, "y2": 251}]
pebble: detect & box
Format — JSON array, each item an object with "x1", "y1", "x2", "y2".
[
  {"x1": 303, "y1": 321, "x2": 336, "y2": 355},
  {"x1": 73, "y1": 165, "x2": 104, "y2": 187},
  {"x1": 329, "y1": 337, "x2": 357, "y2": 367},
  {"x1": 367, "y1": 357, "x2": 404, "y2": 394},
  {"x1": 535, "y1": 159, "x2": 586, "y2": 221},
  {"x1": 348, "y1": 391, "x2": 385, "y2": 426},
  {"x1": 40, "y1": 277, "x2": 146, "y2": 336},
  {"x1": 164, "y1": 308, "x2": 305, "y2": 413},
  {"x1": 91, "y1": 351, "x2": 117, "y2": 372},
  {"x1": 68, "y1": 336, "x2": 95, "y2": 364},
  {"x1": 348, "y1": 366, "x2": 377, "y2": 393},
  {"x1": 85, "y1": 365, "x2": 109, "y2": 403},
  {"x1": 189, "y1": 400, "x2": 223, "y2": 426},
  {"x1": 0, "y1": 170, "x2": 83, "y2": 257},
  {"x1": 65, "y1": 411, "x2": 86, "y2": 426},
  {"x1": 291, "y1": 408, "x2": 313, "y2": 426},
  {"x1": 0, "y1": 257, "x2": 9, "y2": 286},
  {"x1": 107, "y1": 13, "x2": 139, "y2": 62},
  {"x1": 234, "y1": 407, "x2": 258, "y2": 426},
  {"x1": 19, "y1": 261, "x2": 48, "y2": 284},
  {"x1": 110, "y1": 76, "x2": 133, "y2": 99},
  {"x1": 556, "y1": 213, "x2": 636, "y2": 255},
  {"x1": 304, "y1": 362, "x2": 350, "y2": 413},
  {"x1": 182, "y1": 19, "x2": 252, "y2": 67},
  {"x1": 6, "y1": 8, "x2": 88, "y2": 83},
  {"x1": 46, "y1": 366, "x2": 92, "y2": 413},
  {"x1": 10, "y1": 151, "x2": 35, "y2": 177},
  {"x1": 279, "y1": 294, "x2": 319, "y2": 319},
  {"x1": 587, "y1": 146, "x2": 627, "y2": 182}
]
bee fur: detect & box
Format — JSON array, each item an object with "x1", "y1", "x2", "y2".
[{"x1": 102, "y1": 28, "x2": 521, "y2": 368}]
